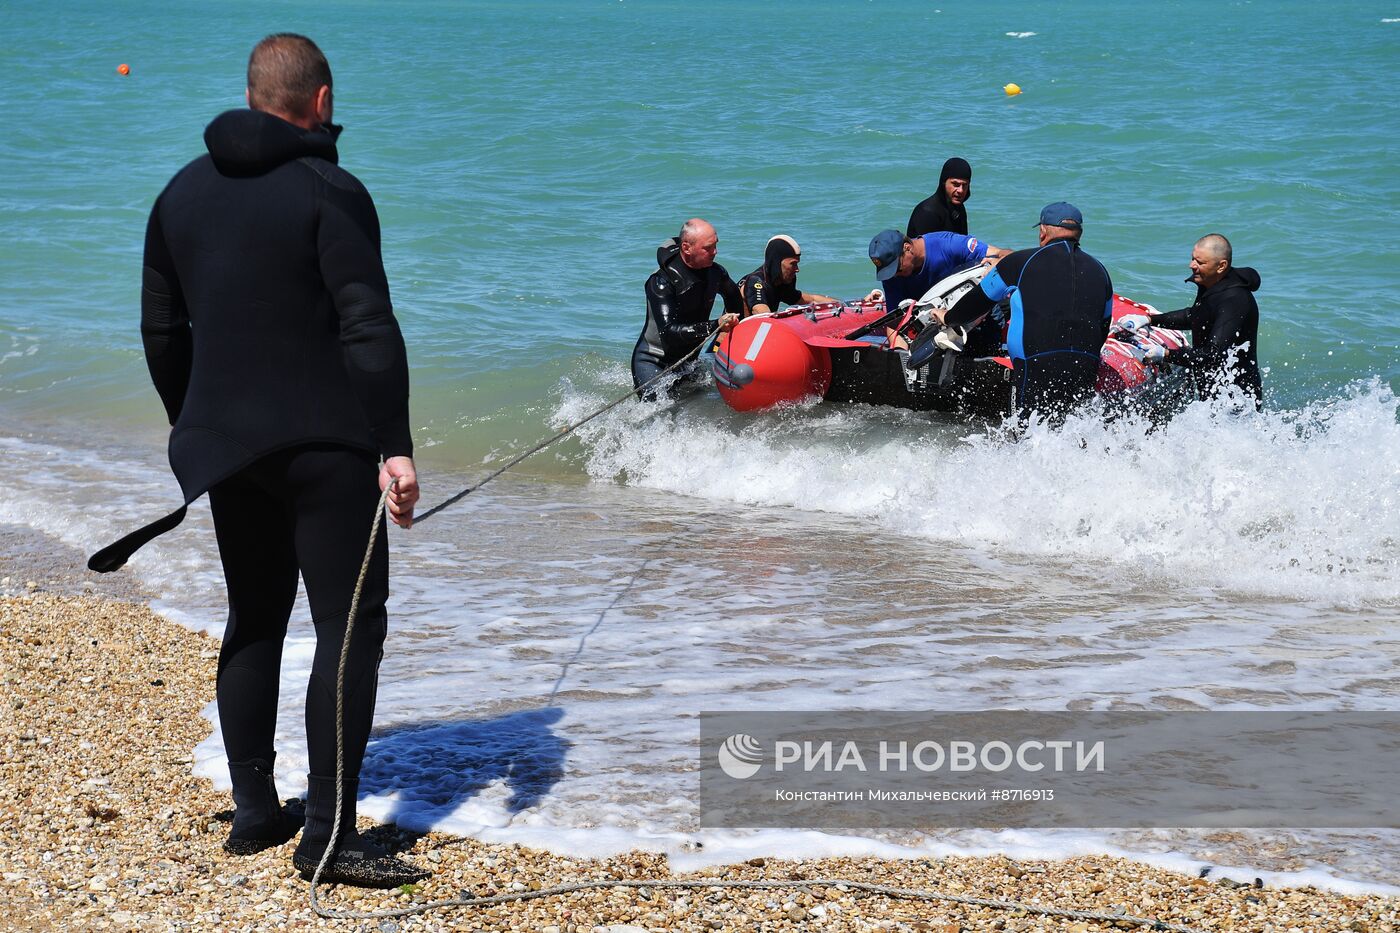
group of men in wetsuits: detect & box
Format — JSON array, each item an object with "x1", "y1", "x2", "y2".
[{"x1": 631, "y1": 157, "x2": 1263, "y2": 418}]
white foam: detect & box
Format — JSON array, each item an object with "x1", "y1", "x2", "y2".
[
  {"x1": 1005, "y1": 31, "x2": 1037, "y2": 38},
  {"x1": 562, "y1": 377, "x2": 1400, "y2": 605}
]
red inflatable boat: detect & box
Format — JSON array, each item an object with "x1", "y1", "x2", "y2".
[{"x1": 710, "y1": 268, "x2": 1185, "y2": 414}]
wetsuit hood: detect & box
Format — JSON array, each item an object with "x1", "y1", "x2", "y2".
[
  {"x1": 1227, "y1": 266, "x2": 1261, "y2": 292},
  {"x1": 204, "y1": 109, "x2": 342, "y2": 175},
  {"x1": 656, "y1": 237, "x2": 681, "y2": 269},
  {"x1": 1195, "y1": 265, "x2": 1261, "y2": 298},
  {"x1": 656, "y1": 237, "x2": 706, "y2": 294},
  {"x1": 762, "y1": 235, "x2": 799, "y2": 288},
  {"x1": 936, "y1": 157, "x2": 972, "y2": 207}
]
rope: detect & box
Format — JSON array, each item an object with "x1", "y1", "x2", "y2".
[
  {"x1": 305, "y1": 331, "x2": 1209, "y2": 932},
  {"x1": 314, "y1": 868, "x2": 1207, "y2": 931},
  {"x1": 415, "y1": 334, "x2": 711, "y2": 524},
  {"x1": 307, "y1": 472, "x2": 393, "y2": 913},
  {"x1": 547, "y1": 555, "x2": 656, "y2": 702}
]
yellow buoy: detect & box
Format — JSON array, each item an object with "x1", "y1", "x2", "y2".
[{"x1": 1004, "y1": 83, "x2": 1021, "y2": 96}]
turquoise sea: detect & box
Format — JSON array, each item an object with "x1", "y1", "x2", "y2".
[{"x1": 3, "y1": 0, "x2": 1399, "y2": 890}]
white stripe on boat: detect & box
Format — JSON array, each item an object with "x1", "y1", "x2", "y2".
[{"x1": 744, "y1": 322, "x2": 772, "y2": 362}]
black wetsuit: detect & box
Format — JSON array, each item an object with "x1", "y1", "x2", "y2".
[
  {"x1": 90, "y1": 108, "x2": 410, "y2": 801},
  {"x1": 1149, "y1": 266, "x2": 1262, "y2": 409},
  {"x1": 907, "y1": 192, "x2": 967, "y2": 237},
  {"x1": 907, "y1": 159, "x2": 971, "y2": 237},
  {"x1": 631, "y1": 239, "x2": 742, "y2": 396},
  {"x1": 738, "y1": 267, "x2": 801, "y2": 316},
  {"x1": 946, "y1": 237, "x2": 1112, "y2": 420}
]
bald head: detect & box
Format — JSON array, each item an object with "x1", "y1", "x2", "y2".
[
  {"x1": 679, "y1": 218, "x2": 715, "y2": 245},
  {"x1": 1195, "y1": 233, "x2": 1232, "y2": 265},
  {"x1": 678, "y1": 218, "x2": 718, "y2": 270},
  {"x1": 1189, "y1": 233, "x2": 1233, "y2": 289},
  {"x1": 247, "y1": 33, "x2": 333, "y2": 128}
]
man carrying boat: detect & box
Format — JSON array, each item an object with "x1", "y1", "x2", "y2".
[
  {"x1": 737, "y1": 234, "x2": 838, "y2": 317},
  {"x1": 632, "y1": 217, "x2": 744, "y2": 397},
  {"x1": 936, "y1": 202, "x2": 1112, "y2": 422}
]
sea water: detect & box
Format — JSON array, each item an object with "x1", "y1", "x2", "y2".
[{"x1": 2, "y1": 0, "x2": 1398, "y2": 892}]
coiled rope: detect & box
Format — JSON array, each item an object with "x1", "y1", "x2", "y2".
[{"x1": 308, "y1": 334, "x2": 1208, "y2": 932}]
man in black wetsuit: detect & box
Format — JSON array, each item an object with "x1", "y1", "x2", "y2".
[
  {"x1": 938, "y1": 202, "x2": 1113, "y2": 422},
  {"x1": 907, "y1": 157, "x2": 973, "y2": 237},
  {"x1": 737, "y1": 235, "x2": 837, "y2": 316},
  {"x1": 88, "y1": 34, "x2": 425, "y2": 888},
  {"x1": 1120, "y1": 234, "x2": 1262, "y2": 410},
  {"x1": 631, "y1": 218, "x2": 743, "y2": 397}
]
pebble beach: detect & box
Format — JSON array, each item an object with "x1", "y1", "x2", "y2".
[{"x1": 1, "y1": 534, "x2": 1395, "y2": 933}]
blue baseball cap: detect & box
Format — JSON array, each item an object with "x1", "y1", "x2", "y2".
[
  {"x1": 1036, "y1": 201, "x2": 1083, "y2": 230},
  {"x1": 869, "y1": 228, "x2": 906, "y2": 281}
]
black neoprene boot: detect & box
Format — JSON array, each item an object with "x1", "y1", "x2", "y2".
[
  {"x1": 224, "y1": 757, "x2": 304, "y2": 855},
  {"x1": 291, "y1": 775, "x2": 429, "y2": 888}
]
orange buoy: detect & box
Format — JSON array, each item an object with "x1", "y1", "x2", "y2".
[{"x1": 117, "y1": 63, "x2": 130, "y2": 76}]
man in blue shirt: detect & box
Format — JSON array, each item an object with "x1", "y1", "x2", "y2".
[{"x1": 868, "y1": 228, "x2": 1008, "y2": 315}]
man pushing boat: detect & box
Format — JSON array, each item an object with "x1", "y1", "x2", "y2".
[{"x1": 631, "y1": 218, "x2": 744, "y2": 399}]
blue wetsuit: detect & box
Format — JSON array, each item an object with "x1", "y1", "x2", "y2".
[
  {"x1": 882, "y1": 232, "x2": 988, "y2": 314},
  {"x1": 945, "y1": 236, "x2": 1112, "y2": 419}
]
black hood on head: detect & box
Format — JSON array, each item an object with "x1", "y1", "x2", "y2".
[
  {"x1": 937, "y1": 157, "x2": 972, "y2": 203},
  {"x1": 203, "y1": 109, "x2": 341, "y2": 176},
  {"x1": 762, "y1": 236, "x2": 798, "y2": 288}
]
